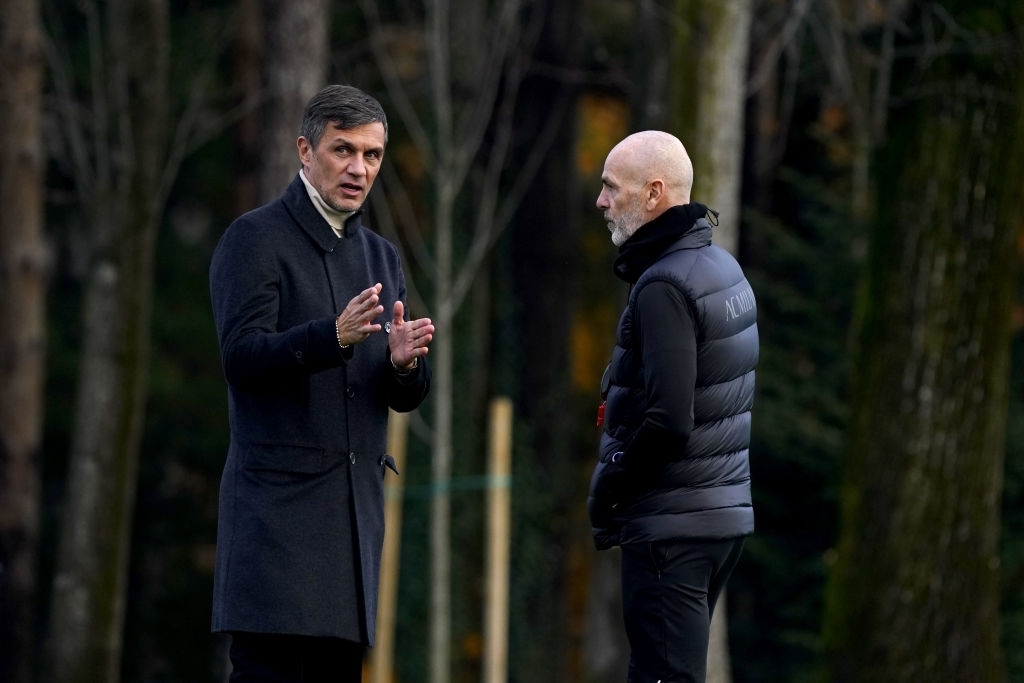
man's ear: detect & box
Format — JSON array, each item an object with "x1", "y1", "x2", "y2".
[
  {"x1": 646, "y1": 179, "x2": 664, "y2": 209},
  {"x1": 297, "y1": 136, "x2": 312, "y2": 165}
]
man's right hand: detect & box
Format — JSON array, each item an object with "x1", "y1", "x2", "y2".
[{"x1": 335, "y1": 283, "x2": 385, "y2": 346}]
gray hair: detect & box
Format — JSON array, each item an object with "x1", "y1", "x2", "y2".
[{"x1": 299, "y1": 84, "x2": 389, "y2": 148}]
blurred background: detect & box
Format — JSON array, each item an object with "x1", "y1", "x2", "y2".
[{"x1": 2, "y1": 1, "x2": 1023, "y2": 682}]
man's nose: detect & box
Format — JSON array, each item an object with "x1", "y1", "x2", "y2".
[{"x1": 348, "y1": 154, "x2": 367, "y2": 176}]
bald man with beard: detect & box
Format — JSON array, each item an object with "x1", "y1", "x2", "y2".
[{"x1": 588, "y1": 131, "x2": 759, "y2": 683}]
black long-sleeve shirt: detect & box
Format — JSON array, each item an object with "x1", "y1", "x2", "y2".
[{"x1": 619, "y1": 280, "x2": 697, "y2": 471}]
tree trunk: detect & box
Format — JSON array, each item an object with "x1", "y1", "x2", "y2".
[
  {"x1": 824, "y1": 25, "x2": 1022, "y2": 681},
  {"x1": 672, "y1": 0, "x2": 752, "y2": 253},
  {"x1": 0, "y1": 0, "x2": 46, "y2": 681},
  {"x1": 671, "y1": 4, "x2": 753, "y2": 680},
  {"x1": 630, "y1": 0, "x2": 673, "y2": 130},
  {"x1": 258, "y1": 0, "x2": 328, "y2": 203},
  {"x1": 43, "y1": 1, "x2": 169, "y2": 681},
  {"x1": 231, "y1": 0, "x2": 264, "y2": 216}
]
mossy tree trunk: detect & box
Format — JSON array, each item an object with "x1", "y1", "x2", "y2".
[
  {"x1": 824, "y1": 8, "x2": 1024, "y2": 680},
  {"x1": 670, "y1": 0, "x2": 752, "y2": 252}
]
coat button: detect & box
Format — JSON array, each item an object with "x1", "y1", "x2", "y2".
[
  {"x1": 347, "y1": 387, "x2": 356, "y2": 399},
  {"x1": 349, "y1": 451, "x2": 356, "y2": 464}
]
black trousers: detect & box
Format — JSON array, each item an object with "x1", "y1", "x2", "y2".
[
  {"x1": 228, "y1": 632, "x2": 365, "y2": 682},
  {"x1": 620, "y1": 538, "x2": 744, "y2": 683}
]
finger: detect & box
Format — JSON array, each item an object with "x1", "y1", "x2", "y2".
[
  {"x1": 350, "y1": 298, "x2": 382, "y2": 323},
  {"x1": 409, "y1": 321, "x2": 434, "y2": 338},
  {"x1": 353, "y1": 283, "x2": 383, "y2": 306},
  {"x1": 362, "y1": 290, "x2": 381, "y2": 310}
]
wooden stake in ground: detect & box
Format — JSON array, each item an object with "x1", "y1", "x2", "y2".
[
  {"x1": 484, "y1": 397, "x2": 513, "y2": 683},
  {"x1": 369, "y1": 409, "x2": 409, "y2": 683}
]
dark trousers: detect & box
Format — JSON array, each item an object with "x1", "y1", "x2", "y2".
[
  {"x1": 228, "y1": 632, "x2": 364, "y2": 682},
  {"x1": 620, "y1": 538, "x2": 744, "y2": 683}
]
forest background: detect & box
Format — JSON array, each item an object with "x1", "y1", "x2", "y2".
[{"x1": 2, "y1": 1, "x2": 1024, "y2": 682}]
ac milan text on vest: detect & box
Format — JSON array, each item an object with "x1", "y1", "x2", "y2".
[{"x1": 725, "y1": 286, "x2": 755, "y2": 321}]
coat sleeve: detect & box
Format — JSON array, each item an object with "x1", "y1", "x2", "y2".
[
  {"x1": 386, "y1": 352, "x2": 432, "y2": 412},
  {"x1": 209, "y1": 217, "x2": 345, "y2": 392},
  {"x1": 382, "y1": 264, "x2": 431, "y2": 413}
]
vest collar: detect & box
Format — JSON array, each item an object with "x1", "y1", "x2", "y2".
[{"x1": 613, "y1": 202, "x2": 712, "y2": 283}]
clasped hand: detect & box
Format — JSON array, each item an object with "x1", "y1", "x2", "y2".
[{"x1": 335, "y1": 283, "x2": 434, "y2": 370}]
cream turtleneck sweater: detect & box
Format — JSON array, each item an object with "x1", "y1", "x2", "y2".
[{"x1": 299, "y1": 169, "x2": 355, "y2": 238}]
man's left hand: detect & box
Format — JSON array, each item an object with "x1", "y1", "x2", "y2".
[{"x1": 388, "y1": 300, "x2": 434, "y2": 370}]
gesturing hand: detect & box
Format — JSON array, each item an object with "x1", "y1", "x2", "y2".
[
  {"x1": 388, "y1": 300, "x2": 434, "y2": 370},
  {"x1": 335, "y1": 283, "x2": 385, "y2": 346}
]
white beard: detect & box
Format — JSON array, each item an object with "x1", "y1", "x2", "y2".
[{"x1": 608, "y1": 198, "x2": 646, "y2": 247}]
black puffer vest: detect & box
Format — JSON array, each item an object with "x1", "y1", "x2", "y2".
[{"x1": 592, "y1": 210, "x2": 758, "y2": 549}]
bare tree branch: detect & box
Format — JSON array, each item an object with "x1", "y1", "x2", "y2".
[
  {"x1": 41, "y1": 2, "x2": 95, "y2": 199},
  {"x1": 450, "y1": 14, "x2": 569, "y2": 313},
  {"x1": 372, "y1": 163, "x2": 436, "y2": 273},
  {"x1": 358, "y1": 0, "x2": 435, "y2": 165},
  {"x1": 450, "y1": 0, "x2": 523, "y2": 176},
  {"x1": 747, "y1": 0, "x2": 812, "y2": 95}
]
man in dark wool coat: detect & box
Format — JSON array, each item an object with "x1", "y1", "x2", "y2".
[
  {"x1": 209, "y1": 84, "x2": 434, "y2": 681},
  {"x1": 588, "y1": 130, "x2": 757, "y2": 683}
]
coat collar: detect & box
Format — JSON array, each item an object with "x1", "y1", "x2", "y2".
[{"x1": 281, "y1": 173, "x2": 365, "y2": 251}]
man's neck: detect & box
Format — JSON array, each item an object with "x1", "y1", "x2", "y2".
[{"x1": 299, "y1": 169, "x2": 355, "y2": 237}]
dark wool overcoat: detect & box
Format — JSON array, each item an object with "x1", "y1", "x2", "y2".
[{"x1": 209, "y1": 174, "x2": 430, "y2": 645}]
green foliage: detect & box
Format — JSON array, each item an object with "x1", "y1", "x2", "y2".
[{"x1": 731, "y1": 167, "x2": 858, "y2": 683}]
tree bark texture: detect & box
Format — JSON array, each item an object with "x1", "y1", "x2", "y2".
[
  {"x1": 44, "y1": 0, "x2": 169, "y2": 681},
  {"x1": 257, "y1": 0, "x2": 328, "y2": 203},
  {"x1": 824, "y1": 33, "x2": 1023, "y2": 682},
  {"x1": 671, "y1": 0, "x2": 752, "y2": 254},
  {"x1": 0, "y1": 0, "x2": 46, "y2": 681},
  {"x1": 231, "y1": 0, "x2": 264, "y2": 216}
]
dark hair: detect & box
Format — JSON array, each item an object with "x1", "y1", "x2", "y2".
[{"x1": 299, "y1": 85, "x2": 389, "y2": 148}]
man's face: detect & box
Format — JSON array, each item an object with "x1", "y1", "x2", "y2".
[
  {"x1": 597, "y1": 154, "x2": 646, "y2": 247},
  {"x1": 298, "y1": 121, "x2": 386, "y2": 212}
]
